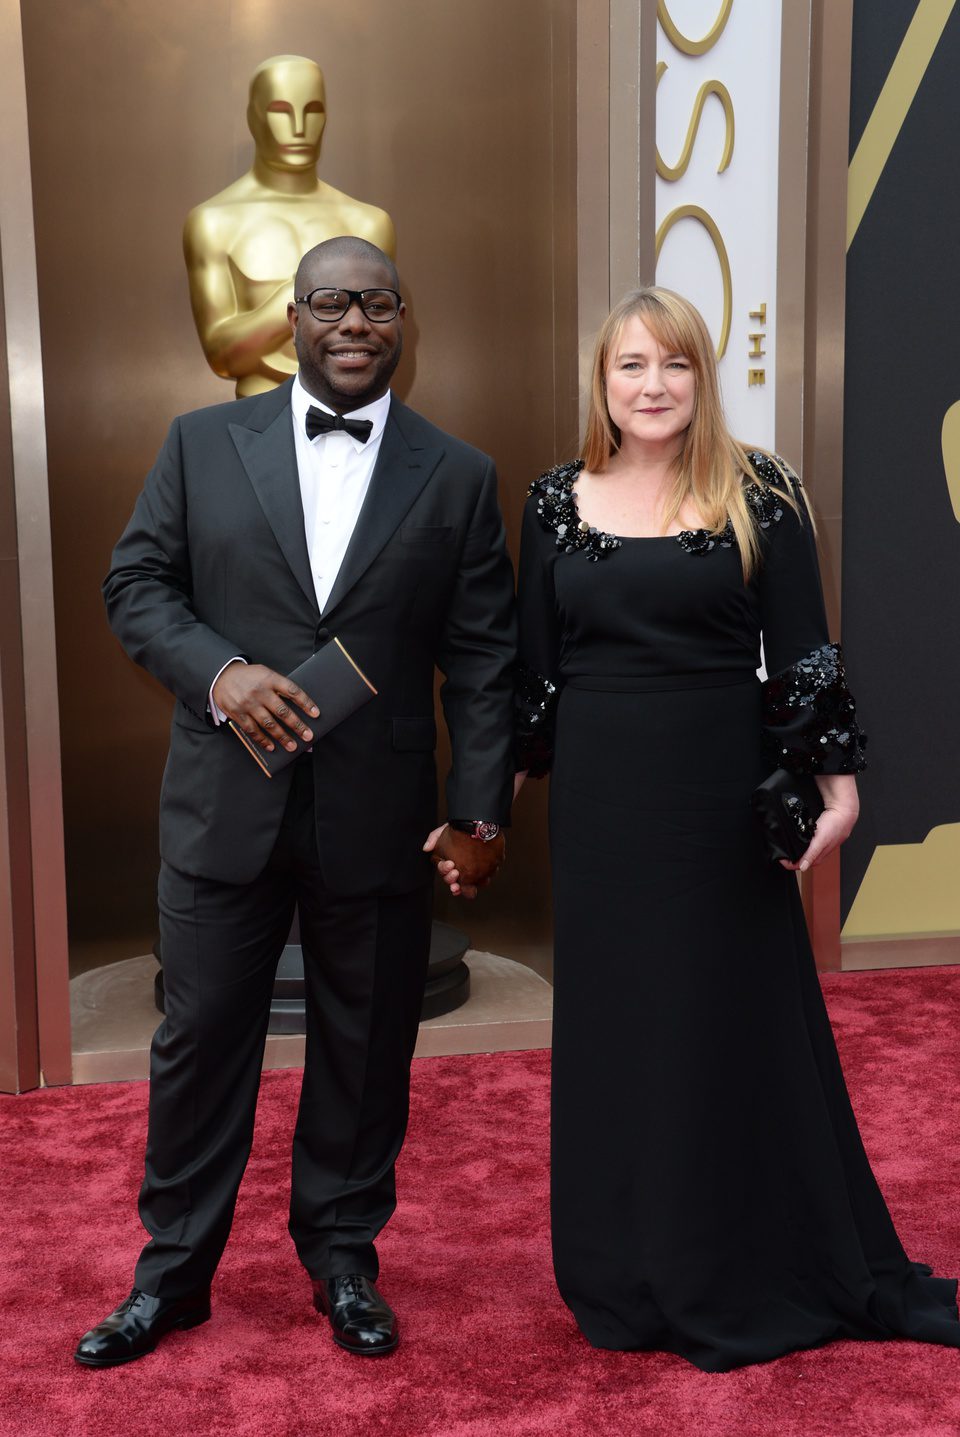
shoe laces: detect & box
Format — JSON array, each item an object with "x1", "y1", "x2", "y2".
[
  {"x1": 337, "y1": 1275, "x2": 369, "y2": 1300},
  {"x1": 118, "y1": 1289, "x2": 148, "y2": 1315}
]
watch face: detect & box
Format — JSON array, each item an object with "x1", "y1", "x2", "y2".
[{"x1": 475, "y1": 822, "x2": 500, "y2": 842}]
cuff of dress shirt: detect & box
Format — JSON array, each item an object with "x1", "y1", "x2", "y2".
[{"x1": 209, "y1": 656, "x2": 245, "y2": 725}]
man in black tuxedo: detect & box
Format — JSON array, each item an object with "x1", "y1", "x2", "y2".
[{"x1": 76, "y1": 237, "x2": 516, "y2": 1365}]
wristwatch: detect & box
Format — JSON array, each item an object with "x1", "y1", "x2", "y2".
[{"x1": 448, "y1": 820, "x2": 501, "y2": 842}]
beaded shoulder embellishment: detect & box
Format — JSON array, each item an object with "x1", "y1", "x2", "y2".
[
  {"x1": 676, "y1": 453, "x2": 787, "y2": 554},
  {"x1": 528, "y1": 461, "x2": 622, "y2": 562}
]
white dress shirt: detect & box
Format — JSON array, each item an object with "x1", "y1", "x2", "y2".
[
  {"x1": 209, "y1": 377, "x2": 392, "y2": 721},
  {"x1": 289, "y1": 375, "x2": 391, "y2": 613}
]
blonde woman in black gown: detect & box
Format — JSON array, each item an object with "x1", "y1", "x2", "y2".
[{"x1": 514, "y1": 287, "x2": 960, "y2": 1371}]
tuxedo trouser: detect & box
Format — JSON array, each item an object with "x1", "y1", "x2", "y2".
[{"x1": 134, "y1": 757, "x2": 433, "y2": 1299}]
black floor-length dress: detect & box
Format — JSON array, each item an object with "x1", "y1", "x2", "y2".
[{"x1": 516, "y1": 452, "x2": 960, "y2": 1372}]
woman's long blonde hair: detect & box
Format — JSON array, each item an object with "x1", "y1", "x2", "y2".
[{"x1": 581, "y1": 286, "x2": 802, "y2": 580}]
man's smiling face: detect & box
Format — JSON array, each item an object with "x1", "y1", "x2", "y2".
[{"x1": 288, "y1": 253, "x2": 405, "y2": 412}]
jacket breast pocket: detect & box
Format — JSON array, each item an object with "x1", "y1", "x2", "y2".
[
  {"x1": 392, "y1": 717, "x2": 438, "y2": 751},
  {"x1": 399, "y1": 525, "x2": 457, "y2": 546}
]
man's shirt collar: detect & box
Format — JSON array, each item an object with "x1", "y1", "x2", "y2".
[{"x1": 291, "y1": 375, "x2": 391, "y2": 450}]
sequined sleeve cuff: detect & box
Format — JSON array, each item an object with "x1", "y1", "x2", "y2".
[
  {"x1": 515, "y1": 665, "x2": 559, "y2": 778},
  {"x1": 762, "y1": 642, "x2": 867, "y2": 774}
]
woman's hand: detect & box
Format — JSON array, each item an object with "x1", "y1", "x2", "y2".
[
  {"x1": 780, "y1": 773, "x2": 860, "y2": 873},
  {"x1": 423, "y1": 824, "x2": 506, "y2": 899},
  {"x1": 513, "y1": 770, "x2": 529, "y2": 800},
  {"x1": 422, "y1": 823, "x2": 476, "y2": 898}
]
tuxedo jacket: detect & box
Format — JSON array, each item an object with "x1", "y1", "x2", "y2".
[{"x1": 104, "y1": 379, "x2": 517, "y2": 895}]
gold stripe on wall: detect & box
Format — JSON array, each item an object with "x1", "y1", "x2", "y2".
[{"x1": 847, "y1": 0, "x2": 955, "y2": 250}]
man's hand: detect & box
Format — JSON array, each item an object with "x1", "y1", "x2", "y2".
[
  {"x1": 212, "y1": 660, "x2": 320, "y2": 752},
  {"x1": 422, "y1": 824, "x2": 505, "y2": 899}
]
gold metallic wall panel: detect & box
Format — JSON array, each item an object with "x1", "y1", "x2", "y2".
[
  {"x1": 576, "y1": 0, "x2": 612, "y2": 435},
  {"x1": 0, "y1": 607, "x2": 39, "y2": 1093},
  {"x1": 21, "y1": 0, "x2": 578, "y2": 976},
  {"x1": 802, "y1": 0, "x2": 854, "y2": 973},
  {"x1": 0, "y1": 263, "x2": 40, "y2": 1091},
  {"x1": 0, "y1": 0, "x2": 70, "y2": 1086},
  {"x1": 772, "y1": 0, "x2": 853, "y2": 971},
  {"x1": 609, "y1": 0, "x2": 658, "y2": 300}
]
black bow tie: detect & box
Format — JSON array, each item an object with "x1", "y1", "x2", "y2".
[{"x1": 305, "y1": 406, "x2": 373, "y2": 444}]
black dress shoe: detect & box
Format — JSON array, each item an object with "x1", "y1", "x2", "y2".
[
  {"x1": 312, "y1": 1275, "x2": 399, "y2": 1355},
  {"x1": 74, "y1": 1287, "x2": 211, "y2": 1367}
]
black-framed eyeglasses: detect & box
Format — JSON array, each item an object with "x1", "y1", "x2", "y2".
[{"x1": 294, "y1": 287, "x2": 402, "y2": 323}]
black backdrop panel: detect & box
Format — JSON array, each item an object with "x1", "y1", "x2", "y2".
[{"x1": 841, "y1": 3, "x2": 960, "y2": 922}]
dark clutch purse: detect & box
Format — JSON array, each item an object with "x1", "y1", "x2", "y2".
[
  {"x1": 750, "y1": 768, "x2": 824, "y2": 863},
  {"x1": 228, "y1": 637, "x2": 377, "y2": 778}
]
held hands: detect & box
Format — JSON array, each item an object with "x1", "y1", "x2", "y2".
[
  {"x1": 422, "y1": 824, "x2": 506, "y2": 899},
  {"x1": 780, "y1": 773, "x2": 860, "y2": 874},
  {"x1": 212, "y1": 660, "x2": 319, "y2": 753}
]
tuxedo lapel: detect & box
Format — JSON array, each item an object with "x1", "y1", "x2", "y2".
[
  {"x1": 321, "y1": 401, "x2": 443, "y2": 619},
  {"x1": 228, "y1": 382, "x2": 319, "y2": 615}
]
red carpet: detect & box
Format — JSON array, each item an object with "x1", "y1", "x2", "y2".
[{"x1": 2, "y1": 965, "x2": 959, "y2": 1437}]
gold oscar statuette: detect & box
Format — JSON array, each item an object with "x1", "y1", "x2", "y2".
[{"x1": 183, "y1": 54, "x2": 397, "y2": 397}]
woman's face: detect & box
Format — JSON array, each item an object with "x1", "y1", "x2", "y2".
[{"x1": 604, "y1": 315, "x2": 696, "y2": 452}]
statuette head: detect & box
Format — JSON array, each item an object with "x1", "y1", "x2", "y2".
[{"x1": 247, "y1": 55, "x2": 326, "y2": 174}]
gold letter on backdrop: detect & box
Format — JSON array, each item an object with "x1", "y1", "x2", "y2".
[
  {"x1": 657, "y1": 0, "x2": 733, "y2": 56},
  {"x1": 183, "y1": 54, "x2": 397, "y2": 397},
  {"x1": 655, "y1": 204, "x2": 732, "y2": 357},
  {"x1": 655, "y1": 62, "x2": 735, "y2": 181},
  {"x1": 943, "y1": 398, "x2": 960, "y2": 524}
]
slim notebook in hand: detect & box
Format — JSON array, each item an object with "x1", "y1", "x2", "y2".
[{"x1": 229, "y1": 637, "x2": 377, "y2": 778}]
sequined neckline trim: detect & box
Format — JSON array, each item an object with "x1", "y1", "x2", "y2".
[
  {"x1": 527, "y1": 460, "x2": 621, "y2": 562},
  {"x1": 528, "y1": 452, "x2": 788, "y2": 559}
]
